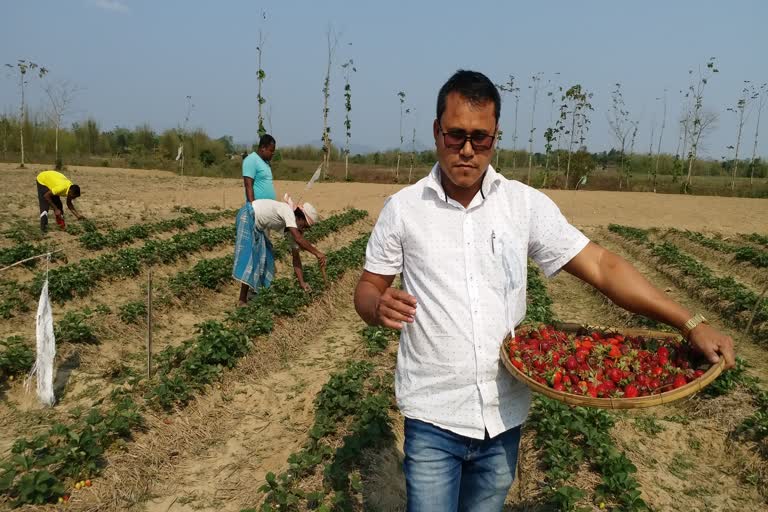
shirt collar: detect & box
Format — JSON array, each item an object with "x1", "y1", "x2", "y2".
[{"x1": 425, "y1": 163, "x2": 502, "y2": 205}]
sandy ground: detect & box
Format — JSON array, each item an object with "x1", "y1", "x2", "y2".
[
  {"x1": 1, "y1": 162, "x2": 767, "y2": 511},
  {"x1": 1, "y1": 163, "x2": 765, "y2": 234}
]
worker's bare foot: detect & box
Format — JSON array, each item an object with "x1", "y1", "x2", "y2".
[{"x1": 237, "y1": 301, "x2": 248, "y2": 308}]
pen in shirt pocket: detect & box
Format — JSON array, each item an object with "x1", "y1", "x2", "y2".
[{"x1": 491, "y1": 230, "x2": 496, "y2": 254}]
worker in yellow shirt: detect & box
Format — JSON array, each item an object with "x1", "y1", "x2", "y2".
[{"x1": 36, "y1": 170, "x2": 83, "y2": 232}]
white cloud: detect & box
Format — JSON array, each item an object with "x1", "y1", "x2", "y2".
[{"x1": 91, "y1": 0, "x2": 129, "y2": 13}]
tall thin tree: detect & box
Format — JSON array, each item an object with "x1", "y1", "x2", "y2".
[
  {"x1": 684, "y1": 57, "x2": 718, "y2": 194},
  {"x1": 341, "y1": 58, "x2": 356, "y2": 181},
  {"x1": 748, "y1": 83, "x2": 768, "y2": 185},
  {"x1": 527, "y1": 72, "x2": 543, "y2": 184},
  {"x1": 44, "y1": 80, "x2": 80, "y2": 167},
  {"x1": 652, "y1": 91, "x2": 667, "y2": 193},
  {"x1": 4, "y1": 59, "x2": 48, "y2": 168},
  {"x1": 256, "y1": 10, "x2": 268, "y2": 139},
  {"x1": 320, "y1": 26, "x2": 339, "y2": 180},
  {"x1": 396, "y1": 90, "x2": 407, "y2": 182}
]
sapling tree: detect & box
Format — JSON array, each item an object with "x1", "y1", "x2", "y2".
[
  {"x1": 44, "y1": 80, "x2": 80, "y2": 167},
  {"x1": 683, "y1": 57, "x2": 718, "y2": 194},
  {"x1": 725, "y1": 82, "x2": 758, "y2": 190},
  {"x1": 652, "y1": 91, "x2": 667, "y2": 193},
  {"x1": 526, "y1": 72, "x2": 543, "y2": 184},
  {"x1": 178, "y1": 95, "x2": 194, "y2": 178},
  {"x1": 4, "y1": 59, "x2": 48, "y2": 168},
  {"x1": 341, "y1": 58, "x2": 356, "y2": 181},
  {"x1": 748, "y1": 82, "x2": 768, "y2": 185},
  {"x1": 562, "y1": 84, "x2": 593, "y2": 189},
  {"x1": 256, "y1": 12, "x2": 267, "y2": 139},
  {"x1": 320, "y1": 26, "x2": 339, "y2": 180},
  {"x1": 396, "y1": 90, "x2": 407, "y2": 182},
  {"x1": 607, "y1": 83, "x2": 634, "y2": 190},
  {"x1": 409, "y1": 125, "x2": 416, "y2": 184}
]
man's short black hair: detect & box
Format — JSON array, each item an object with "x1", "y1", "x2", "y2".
[
  {"x1": 436, "y1": 70, "x2": 501, "y2": 124},
  {"x1": 258, "y1": 134, "x2": 276, "y2": 148},
  {"x1": 69, "y1": 184, "x2": 81, "y2": 197}
]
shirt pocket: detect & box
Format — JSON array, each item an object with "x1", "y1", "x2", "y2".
[{"x1": 496, "y1": 232, "x2": 526, "y2": 331}]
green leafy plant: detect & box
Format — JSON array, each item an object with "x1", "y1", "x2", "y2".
[{"x1": 54, "y1": 310, "x2": 96, "y2": 344}]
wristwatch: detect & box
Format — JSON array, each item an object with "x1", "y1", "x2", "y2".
[{"x1": 682, "y1": 313, "x2": 708, "y2": 338}]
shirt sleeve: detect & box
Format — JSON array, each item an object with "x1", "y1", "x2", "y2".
[
  {"x1": 278, "y1": 202, "x2": 298, "y2": 230},
  {"x1": 527, "y1": 189, "x2": 590, "y2": 278},
  {"x1": 242, "y1": 156, "x2": 256, "y2": 179},
  {"x1": 364, "y1": 197, "x2": 403, "y2": 275}
]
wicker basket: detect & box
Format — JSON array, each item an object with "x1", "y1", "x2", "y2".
[{"x1": 499, "y1": 322, "x2": 725, "y2": 409}]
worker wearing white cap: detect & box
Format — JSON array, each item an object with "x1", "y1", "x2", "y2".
[{"x1": 233, "y1": 194, "x2": 327, "y2": 306}]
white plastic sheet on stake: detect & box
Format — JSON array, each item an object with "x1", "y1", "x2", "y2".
[{"x1": 25, "y1": 255, "x2": 56, "y2": 407}]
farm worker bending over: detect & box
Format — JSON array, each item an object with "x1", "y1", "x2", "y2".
[
  {"x1": 242, "y1": 134, "x2": 277, "y2": 202},
  {"x1": 232, "y1": 194, "x2": 326, "y2": 306},
  {"x1": 354, "y1": 69, "x2": 736, "y2": 512},
  {"x1": 36, "y1": 170, "x2": 83, "y2": 232}
]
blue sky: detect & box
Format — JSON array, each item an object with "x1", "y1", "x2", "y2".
[{"x1": 2, "y1": 0, "x2": 767, "y2": 158}]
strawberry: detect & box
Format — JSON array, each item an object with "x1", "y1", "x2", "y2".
[
  {"x1": 673, "y1": 374, "x2": 687, "y2": 389},
  {"x1": 624, "y1": 384, "x2": 639, "y2": 398}
]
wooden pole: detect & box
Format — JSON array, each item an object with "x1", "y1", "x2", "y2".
[{"x1": 146, "y1": 269, "x2": 153, "y2": 378}]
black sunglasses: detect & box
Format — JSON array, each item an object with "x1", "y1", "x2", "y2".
[{"x1": 438, "y1": 122, "x2": 497, "y2": 151}]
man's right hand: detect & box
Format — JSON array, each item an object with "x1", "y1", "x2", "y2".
[{"x1": 375, "y1": 288, "x2": 417, "y2": 330}]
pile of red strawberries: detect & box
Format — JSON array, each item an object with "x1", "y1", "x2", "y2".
[{"x1": 507, "y1": 325, "x2": 706, "y2": 398}]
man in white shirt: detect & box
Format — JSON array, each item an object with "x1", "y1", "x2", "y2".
[
  {"x1": 233, "y1": 198, "x2": 326, "y2": 306},
  {"x1": 353, "y1": 70, "x2": 735, "y2": 511}
]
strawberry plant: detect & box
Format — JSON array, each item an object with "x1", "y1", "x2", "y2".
[
  {"x1": 360, "y1": 325, "x2": 398, "y2": 355},
  {"x1": 744, "y1": 233, "x2": 768, "y2": 249},
  {"x1": 669, "y1": 228, "x2": 768, "y2": 268},
  {"x1": 78, "y1": 208, "x2": 236, "y2": 250},
  {"x1": 524, "y1": 260, "x2": 648, "y2": 511},
  {"x1": 0, "y1": 336, "x2": 34, "y2": 386},
  {"x1": 0, "y1": 395, "x2": 142, "y2": 505},
  {"x1": 119, "y1": 300, "x2": 146, "y2": 324},
  {"x1": 54, "y1": 310, "x2": 96, "y2": 344}
]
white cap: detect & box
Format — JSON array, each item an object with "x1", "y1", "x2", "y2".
[{"x1": 301, "y1": 203, "x2": 319, "y2": 226}]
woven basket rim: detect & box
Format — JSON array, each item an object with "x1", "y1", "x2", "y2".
[{"x1": 500, "y1": 322, "x2": 725, "y2": 409}]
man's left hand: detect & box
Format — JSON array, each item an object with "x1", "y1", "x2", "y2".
[{"x1": 688, "y1": 323, "x2": 736, "y2": 369}]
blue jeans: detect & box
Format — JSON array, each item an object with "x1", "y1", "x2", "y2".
[{"x1": 403, "y1": 417, "x2": 521, "y2": 512}]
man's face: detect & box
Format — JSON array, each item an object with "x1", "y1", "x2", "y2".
[
  {"x1": 433, "y1": 92, "x2": 497, "y2": 190},
  {"x1": 259, "y1": 142, "x2": 276, "y2": 162}
]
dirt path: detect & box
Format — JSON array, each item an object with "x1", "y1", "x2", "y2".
[{"x1": 68, "y1": 271, "x2": 366, "y2": 512}]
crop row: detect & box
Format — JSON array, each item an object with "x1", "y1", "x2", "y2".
[
  {"x1": 608, "y1": 224, "x2": 768, "y2": 343},
  {"x1": 668, "y1": 228, "x2": 768, "y2": 268},
  {"x1": 78, "y1": 207, "x2": 237, "y2": 250},
  {"x1": 251, "y1": 329, "x2": 395, "y2": 511},
  {"x1": 524, "y1": 263, "x2": 648, "y2": 511},
  {"x1": 0, "y1": 234, "x2": 370, "y2": 506},
  {"x1": 744, "y1": 233, "x2": 768, "y2": 249}
]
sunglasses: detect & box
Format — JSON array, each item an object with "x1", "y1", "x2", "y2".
[{"x1": 438, "y1": 122, "x2": 497, "y2": 151}]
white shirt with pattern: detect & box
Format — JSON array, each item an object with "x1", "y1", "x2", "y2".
[{"x1": 364, "y1": 164, "x2": 589, "y2": 439}]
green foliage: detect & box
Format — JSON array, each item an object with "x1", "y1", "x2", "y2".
[
  {"x1": 38, "y1": 225, "x2": 236, "y2": 302},
  {"x1": 360, "y1": 326, "x2": 397, "y2": 355},
  {"x1": 79, "y1": 209, "x2": 235, "y2": 251},
  {"x1": 702, "y1": 357, "x2": 755, "y2": 397},
  {"x1": 634, "y1": 416, "x2": 665, "y2": 436},
  {"x1": 670, "y1": 228, "x2": 768, "y2": 268},
  {"x1": 0, "y1": 279, "x2": 29, "y2": 319},
  {"x1": 608, "y1": 224, "x2": 650, "y2": 243},
  {"x1": 0, "y1": 336, "x2": 34, "y2": 384},
  {"x1": 257, "y1": 359, "x2": 394, "y2": 511},
  {"x1": 0, "y1": 396, "x2": 142, "y2": 505},
  {"x1": 54, "y1": 310, "x2": 96, "y2": 344},
  {"x1": 118, "y1": 301, "x2": 146, "y2": 324},
  {"x1": 525, "y1": 263, "x2": 554, "y2": 324}
]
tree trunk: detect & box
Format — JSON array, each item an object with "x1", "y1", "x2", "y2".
[
  {"x1": 749, "y1": 102, "x2": 762, "y2": 185},
  {"x1": 19, "y1": 78, "x2": 25, "y2": 168},
  {"x1": 564, "y1": 114, "x2": 577, "y2": 190},
  {"x1": 731, "y1": 110, "x2": 744, "y2": 191},
  {"x1": 345, "y1": 152, "x2": 349, "y2": 181}
]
